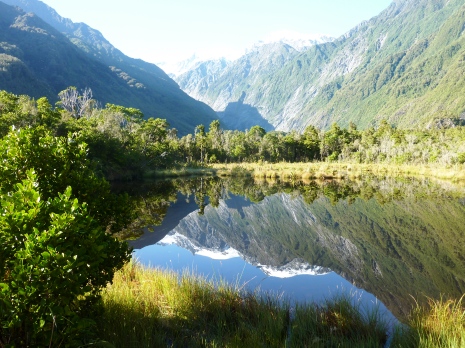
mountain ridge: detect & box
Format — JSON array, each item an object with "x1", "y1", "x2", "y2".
[
  {"x1": 175, "y1": 0, "x2": 465, "y2": 132},
  {"x1": 0, "y1": 0, "x2": 218, "y2": 135}
]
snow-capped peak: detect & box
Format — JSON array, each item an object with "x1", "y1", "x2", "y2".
[
  {"x1": 159, "y1": 232, "x2": 241, "y2": 260},
  {"x1": 256, "y1": 30, "x2": 334, "y2": 51},
  {"x1": 258, "y1": 259, "x2": 331, "y2": 278}
]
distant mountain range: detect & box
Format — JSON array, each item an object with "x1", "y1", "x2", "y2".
[
  {"x1": 174, "y1": 0, "x2": 465, "y2": 131},
  {"x1": 0, "y1": 0, "x2": 218, "y2": 135}
]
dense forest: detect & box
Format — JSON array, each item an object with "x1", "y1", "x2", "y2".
[{"x1": 2, "y1": 88, "x2": 465, "y2": 181}]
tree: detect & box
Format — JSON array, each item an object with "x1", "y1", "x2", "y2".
[
  {"x1": 195, "y1": 124, "x2": 207, "y2": 163},
  {"x1": 320, "y1": 123, "x2": 348, "y2": 161},
  {"x1": 302, "y1": 125, "x2": 321, "y2": 161},
  {"x1": 0, "y1": 127, "x2": 134, "y2": 233},
  {"x1": 36, "y1": 97, "x2": 61, "y2": 129},
  {"x1": 58, "y1": 87, "x2": 96, "y2": 119},
  {"x1": 105, "y1": 103, "x2": 144, "y2": 124},
  {"x1": 207, "y1": 120, "x2": 224, "y2": 162},
  {"x1": 0, "y1": 128, "x2": 131, "y2": 346},
  {"x1": 246, "y1": 126, "x2": 266, "y2": 161}
]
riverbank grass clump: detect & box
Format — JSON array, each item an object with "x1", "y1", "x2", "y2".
[
  {"x1": 98, "y1": 261, "x2": 391, "y2": 347},
  {"x1": 392, "y1": 295, "x2": 465, "y2": 347}
]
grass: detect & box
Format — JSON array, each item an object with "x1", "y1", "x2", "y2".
[
  {"x1": 97, "y1": 261, "x2": 393, "y2": 347},
  {"x1": 211, "y1": 162, "x2": 465, "y2": 182},
  {"x1": 97, "y1": 261, "x2": 465, "y2": 347},
  {"x1": 392, "y1": 295, "x2": 465, "y2": 348},
  {"x1": 288, "y1": 294, "x2": 390, "y2": 348}
]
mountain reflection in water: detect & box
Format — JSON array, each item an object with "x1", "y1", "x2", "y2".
[{"x1": 129, "y1": 176, "x2": 465, "y2": 321}]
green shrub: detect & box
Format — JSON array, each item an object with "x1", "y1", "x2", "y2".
[
  {"x1": 0, "y1": 127, "x2": 134, "y2": 233},
  {"x1": 457, "y1": 152, "x2": 465, "y2": 164},
  {"x1": 0, "y1": 127, "x2": 132, "y2": 346}
]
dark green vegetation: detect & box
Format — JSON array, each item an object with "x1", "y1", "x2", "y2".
[
  {"x1": 0, "y1": 1, "x2": 217, "y2": 135},
  {"x1": 1, "y1": 89, "x2": 465, "y2": 183},
  {"x1": 177, "y1": 0, "x2": 465, "y2": 132},
  {"x1": 0, "y1": 90, "x2": 170, "y2": 345},
  {"x1": 0, "y1": 127, "x2": 132, "y2": 346},
  {"x1": 182, "y1": 121, "x2": 465, "y2": 166}
]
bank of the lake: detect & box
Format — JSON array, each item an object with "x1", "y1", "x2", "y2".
[
  {"x1": 97, "y1": 262, "x2": 465, "y2": 348},
  {"x1": 141, "y1": 161, "x2": 465, "y2": 183},
  {"x1": 211, "y1": 162, "x2": 465, "y2": 182}
]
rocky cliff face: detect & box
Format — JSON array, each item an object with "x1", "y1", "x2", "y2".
[{"x1": 174, "y1": 39, "x2": 336, "y2": 131}]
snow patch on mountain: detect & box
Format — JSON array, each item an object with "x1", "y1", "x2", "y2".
[
  {"x1": 159, "y1": 232, "x2": 241, "y2": 260},
  {"x1": 259, "y1": 259, "x2": 331, "y2": 278}
]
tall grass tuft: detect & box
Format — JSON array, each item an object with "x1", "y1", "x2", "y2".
[{"x1": 392, "y1": 295, "x2": 465, "y2": 347}]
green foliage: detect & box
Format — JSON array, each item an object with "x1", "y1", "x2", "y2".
[
  {"x1": 3, "y1": 88, "x2": 465, "y2": 177},
  {"x1": 0, "y1": 126, "x2": 134, "y2": 232},
  {"x1": 179, "y1": 119, "x2": 465, "y2": 167},
  {"x1": 0, "y1": 91, "x2": 60, "y2": 136},
  {"x1": 392, "y1": 295, "x2": 465, "y2": 347},
  {"x1": 0, "y1": 171, "x2": 130, "y2": 346},
  {"x1": 289, "y1": 293, "x2": 388, "y2": 347},
  {"x1": 105, "y1": 103, "x2": 144, "y2": 123}
]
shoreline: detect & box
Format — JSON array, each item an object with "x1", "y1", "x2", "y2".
[
  {"x1": 147, "y1": 162, "x2": 465, "y2": 182},
  {"x1": 211, "y1": 162, "x2": 465, "y2": 182}
]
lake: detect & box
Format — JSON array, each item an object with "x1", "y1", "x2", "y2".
[{"x1": 128, "y1": 176, "x2": 465, "y2": 322}]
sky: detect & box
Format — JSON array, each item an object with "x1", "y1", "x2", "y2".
[{"x1": 39, "y1": 0, "x2": 393, "y2": 66}]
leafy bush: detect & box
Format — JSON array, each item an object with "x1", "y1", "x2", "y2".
[
  {"x1": 0, "y1": 127, "x2": 134, "y2": 233},
  {"x1": 457, "y1": 152, "x2": 465, "y2": 164},
  {"x1": 0, "y1": 128, "x2": 131, "y2": 346}
]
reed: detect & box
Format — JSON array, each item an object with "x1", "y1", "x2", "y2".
[{"x1": 97, "y1": 262, "x2": 465, "y2": 347}]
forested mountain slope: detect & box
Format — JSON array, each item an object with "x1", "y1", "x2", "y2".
[
  {"x1": 176, "y1": 0, "x2": 465, "y2": 132},
  {"x1": 0, "y1": 0, "x2": 218, "y2": 135}
]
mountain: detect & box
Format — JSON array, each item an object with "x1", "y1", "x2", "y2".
[
  {"x1": 174, "y1": 40, "x2": 329, "y2": 131},
  {"x1": 175, "y1": 0, "x2": 465, "y2": 132},
  {"x1": 158, "y1": 54, "x2": 231, "y2": 78},
  {"x1": 0, "y1": 0, "x2": 218, "y2": 135}
]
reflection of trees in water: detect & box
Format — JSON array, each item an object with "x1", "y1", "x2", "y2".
[{"x1": 172, "y1": 175, "x2": 463, "y2": 209}]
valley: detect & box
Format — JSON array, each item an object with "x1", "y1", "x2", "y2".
[{"x1": 1, "y1": 0, "x2": 465, "y2": 346}]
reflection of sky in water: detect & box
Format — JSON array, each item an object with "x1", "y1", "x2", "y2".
[{"x1": 134, "y1": 243, "x2": 395, "y2": 323}]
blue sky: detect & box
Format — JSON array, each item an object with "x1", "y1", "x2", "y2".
[{"x1": 39, "y1": 0, "x2": 392, "y2": 64}]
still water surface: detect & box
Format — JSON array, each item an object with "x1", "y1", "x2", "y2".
[{"x1": 129, "y1": 176, "x2": 465, "y2": 322}]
